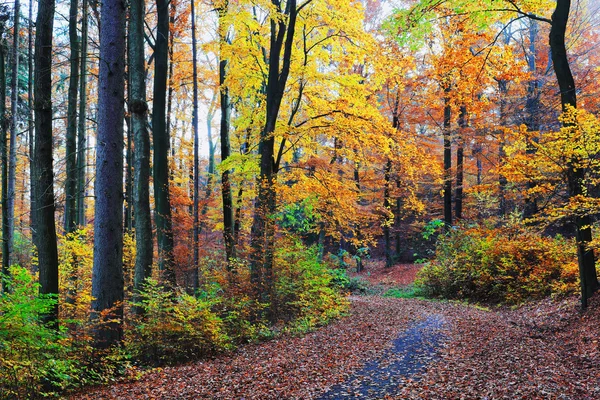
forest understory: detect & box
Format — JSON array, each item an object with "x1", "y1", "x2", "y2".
[{"x1": 72, "y1": 262, "x2": 600, "y2": 400}]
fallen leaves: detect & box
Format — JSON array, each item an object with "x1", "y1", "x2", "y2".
[{"x1": 71, "y1": 263, "x2": 600, "y2": 399}]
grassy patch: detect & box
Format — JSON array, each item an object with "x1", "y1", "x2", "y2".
[{"x1": 382, "y1": 285, "x2": 424, "y2": 299}]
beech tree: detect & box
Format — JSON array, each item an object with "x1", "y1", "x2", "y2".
[{"x1": 549, "y1": 0, "x2": 598, "y2": 307}]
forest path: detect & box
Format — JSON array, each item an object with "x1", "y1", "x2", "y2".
[
  {"x1": 72, "y1": 294, "x2": 455, "y2": 399},
  {"x1": 72, "y1": 262, "x2": 600, "y2": 399},
  {"x1": 317, "y1": 314, "x2": 446, "y2": 399}
]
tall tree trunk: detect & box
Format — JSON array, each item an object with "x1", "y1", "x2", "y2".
[
  {"x1": 7, "y1": 0, "x2": 20, "y2": 268},
  {"x1": 191, "y1": 0, "x2": 200, "y2": 290},
  {"x1": 549, "y1": 0, "x2": 598, "y2": 308},
  {"x1": 218, "y1": 6, "x2": 235, "y2": 264},
  {"x1": 27, "y1": 0, "x2": 34, "y2": 246},
  {"x1": 125, "y1": 114, "x2": 133, "y2": 231},
  {"x1": 33, "y1": 0, "x2": 59, "y2": 327},
  {"x1": 383, "y1": 158, "x2": 393, "y2": 268},
  {"x1": 64, "y1": 0, "x2": 79, "y2": 233},
  {"x1": 523, "y1": 19, "x2": 540, "y2": 219},
  {"x1": 249, "y1": 0, "x2": 299, "y2": 317},
  {"x1": 443, "y1": 86, "x2": 452, "y2": 228},
  {"x1": 76, "y1": 0, "x2": 88, "y2": 227},
  {"x1": 153, "y1": 0, "x2": 176, "y2": 286},
  {"x1": 91, "y1": 0, "x2": 126, "y2": 346},
  {"x1": 353, "y1": 158, "x2": 363, "y2": 272},
  {"x1": 130, "y1": 0, "x2": 152, "y2": 315},
  {"x1": 455, "y1": 105, "x2": 466, "y2": 221},
  {"x1": 234, "y1": 131, "x2": 251, "y2": 240},
  {"x1": 498, "y1": 79, "x2": 508, "y2": 217},
  {"x1": 0, "y1": 21, "x2": 7, "y2": 290},
  {"x1": 394, "y1": 180, "x2": 402, "y2": 257},
  {"x1": 166, "y1": 4, "x2": 175, "y2": 145}
]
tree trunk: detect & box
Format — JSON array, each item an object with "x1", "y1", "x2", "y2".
[
  {"x1": 234, "y1": 131, "x2": 251, "y2": 240},
  {"x1": 0, "y1": 21, "x2": 7, "y2": 290},
  {"x1": 353, "y1": 158, "x2": 363, "y2": 273},
  {"x1": 27, "y1": 0, "x2": 34, "y2": 246},
  {"x1": 498, "y1": 79, "x2": 508, "y2": 217},
  {"x1": 153, "y1": 0, "x2": 176, "y2": 286},
  {"x1": 33, "y1": 0, "x2": 59, "y2": 327},
  {"x1": 249, "y1": 0, "x2": 299, "y2": 317},
  {"x1": 549, "y1": 0, "x2": 598, "y2": 308},
  {"x1": 91, "y1": 0, "x2": 126, "y2": 346},
  {"x1": 7, "y1": 0, "x2": 20, "y2": 268},
  {"x1": 166, "y1": 4, "x2": 175, "y2": 148},
  {"x1": 455, "y1": 105, "x2": 466, "y2": 221},
  {"x1": 191, "y1": 0, "x2": 200, "y2": 290},
  {"x1": 394, "y1": 180, "x2": 403, "y2": 258},
  {"x1": 76, "y1": 0, "x2": 88, "y2": 227},
  {"x1": 219, "y1": 7, "x2": 235, "y2": 264},
  {"x1": 383, "y1": 158, "x2": 393, "y2": 268},
  {"x1": 443, "y1": 86, "x2": 452, "y2": 228},
  {"x1": 523, "y1": 19, "x2": 540, "y2": 219},
  {"x1": 64, "y1": 0, "x2": 79, "y2": 233},
  {"x1": 130, "y1": 0, "x2": 152, "y2": 315}
]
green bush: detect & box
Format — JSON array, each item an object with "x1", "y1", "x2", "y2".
[
  {"x1": 0, "y1": 266, "x2": 79, "y2": 398},
  {"x1": 127, "y1": 279, "x2": 231, "y2": 365},
  {"x1": 415, "y1": 225, "x2": 579, "y2": 304},
  {"x1": 274, "y1": 238, "x2": 349, "y2": 332}
]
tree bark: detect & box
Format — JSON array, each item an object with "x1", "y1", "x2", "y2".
[
  {"x1": 249, "y1": 0, "x2": 299, "y2": 316},
  {"x1": 443, "y1": 86, "x2": 452, "y2": 228},
  {"x1": 0, "y1": 19, "x2": 7, "y2": 290},
  {"x1": 497, "y1": 79, "x2": 508, "y2": 217},
  {"x1": 7, "y1": 0, "x2": 20, "y2": 268},
  {"x1": 523, "y1": 19, "x2": 540, "y2": 219},
  {"x1": 76, "y1": 0, "x2": 88, "y2": 228},
  {"x1": 455, "y1": 105, "x2": 466, "y2": 221},
  {"x1": 549, "y1": 0, "x2": 598, "y2": 308},
  {"x1": 383, "y1": 158, "x2": 393, "y2": 268},
  {"x1": 191, "y1": 0, "x2": 200, "y2": 290},
  {"x1": 91, "y1": 0, "x2": 126, "y2": 346},
  {"x1": 153, "y1": 0, "x2": 176, "y2": 286},
  {"x1": 33, "y1": 0, "x2": 59, "y2": 327},
  {"x1": 130, "y1": 0, "x2": 152, "y2": 314},
  {"x1": 27, "y1": 0, "x2": 34, "y2": 246},
  {"x1": 64, "y1": 0, "x2": 79, "y2": 233},
  {"x1": 218, "y1": 6, "x2": 235, "y2": 264}
]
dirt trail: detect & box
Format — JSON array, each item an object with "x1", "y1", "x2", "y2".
[{"x1": 318, "y1": 314, "x2": 446, "y2": 399}]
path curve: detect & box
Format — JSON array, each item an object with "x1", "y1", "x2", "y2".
[{"x1": 318, "y1": 314, "x2": 446, "y2": 399}]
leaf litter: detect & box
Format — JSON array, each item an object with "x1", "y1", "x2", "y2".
[{"x1": 72, "y1": 264, "x2": 600, "y2": 399}]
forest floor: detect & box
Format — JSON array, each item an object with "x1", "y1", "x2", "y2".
[{"x1": 72, "y1": 262, "x2": 600, "y2": 399}]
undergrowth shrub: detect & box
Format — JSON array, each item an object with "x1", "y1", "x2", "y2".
[
  {"x1": 329, "y1": 268, "x2": 368, "y2": 294},
  {"x1": 416, "y1": 225, "x2": 579, "y2": 303},
  {"x1": 58, "y1": 228, "x2": 93, "y2": 324},
  {"x1": 0, "y1": 266, "x2": 78, "y2": 398},
  {"x1": 127, "y1": 278, "x2": 231, "y2": 365},
  {"x1": 274, "y1": 238, "x2": 350, "y2": 332}
]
